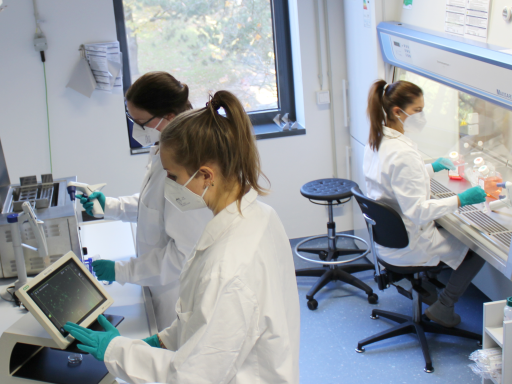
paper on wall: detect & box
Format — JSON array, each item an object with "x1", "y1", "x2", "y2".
[
  {"x1": 445, "y1": 0, "x2": 467, "y2": 36},
  {"x1": 66, "y1": 57, "x2": 97, "y2": 98},
  {"x1": 107, "y1": 59, "x2": 122, "y2": 89},
  {"x1": 363, "y1": 0, "x2": 371, "y2": 28},
  {"x1": 84, "y1": 41, "x2": 123, "y2": 92},
  {"x1": 444, "y1": 0, "x2": 491, "y2": 42},
  {"x1": 464, "y1": 0, "x2": 491, "y2": 42}
]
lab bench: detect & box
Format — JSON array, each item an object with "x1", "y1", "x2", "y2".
[
  {"x1": 431, "y1": 168, "x2": 512, "y2": 280},
  {"x1": 0, "y1": 220, "x2": 150, "y2": 384}
]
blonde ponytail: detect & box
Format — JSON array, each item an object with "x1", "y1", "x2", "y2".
[{"x1": 160, "y1": 90, "x2": 269, "y2": 209}]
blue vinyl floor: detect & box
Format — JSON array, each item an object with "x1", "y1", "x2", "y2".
[{"x1": 292, "y1": 236, "x2": 489, "y2": 384}]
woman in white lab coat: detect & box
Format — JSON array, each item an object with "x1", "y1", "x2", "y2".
[
  {"x1": 66, "y1": 90, "x2": 300, "y2": 384},
  {"x1": 77, "y1": 72, "x2": 211, "y2": 331},
  {"x1": 363, "y1": 79, "x2": 487, "y2": 328}
]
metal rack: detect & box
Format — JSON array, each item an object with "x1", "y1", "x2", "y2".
[
  {"x1": 431, "y1": 179, "x2": 512, "y2": 252},
  {"x1": 7, "y1": 175, "x2": 55, "y2": 213}
]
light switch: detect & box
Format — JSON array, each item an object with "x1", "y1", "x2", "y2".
[{"x1": 316, "y1": 91, "x2": 330, "y2": 105}]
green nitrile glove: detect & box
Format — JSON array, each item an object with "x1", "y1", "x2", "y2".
[
  {"x1": 458, "y1": 186, "x2": 487, "y2": 207},
  {"x1": 76, "y1": 192, "x2": 106, "y2": 216},
  {"x1": 143, "y1": 334, "x2": 161, "y2": 348},
  {"x1": 64, "y1": 315, "x2": 120, "y2": 361},
  {"x1": 92, "y1": 260, "x2": 116, "y2": 282},
  {"x1": 432, "y1": 158, "x2": 456, "y2": 173}
]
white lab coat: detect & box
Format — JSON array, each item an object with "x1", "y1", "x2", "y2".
[
  {"x1": 103, "y1": 188, "x2": 301, "y2": 384},
  {"x1": 363, "y1": 126, "x2": 468, "y2": 269},
  {"x1": 104, "y1": 145, "x2": 212, "y2": 330}
]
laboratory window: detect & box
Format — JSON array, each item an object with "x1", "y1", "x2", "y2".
[{"x1": 113, "y1": 0, "x2": 296, "y2": 153}]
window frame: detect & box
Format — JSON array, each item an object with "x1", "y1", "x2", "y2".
[{"x1": 113, "y1": 0, "x2": 301, "y2": 152}]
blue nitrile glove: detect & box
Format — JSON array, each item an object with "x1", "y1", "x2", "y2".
[
  {"x1": 143, "y1": 334, "x2": 161, "y2": 348},
  {"x1": 92, "y1": 260, "x2": 116, "y2": 282},
  {"x1": 432, "y1": 158, "x2": 456, "y2": 172},
  {"x1": 76, "y1": 191, "x2": 106, "y2": 216},
  {"x1": 63, "y1": 315, "x2": 120, "y2": 361},
  {"x1": 458, "y1": 186, "x2": 487, "y2": 207}
]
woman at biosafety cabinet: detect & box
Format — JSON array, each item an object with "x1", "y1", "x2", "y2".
[
  {"x1": 76, "y1": 72, "x2": 212, "y2": 331},
  {"x1": 363, "y1": 79, "x2": 487, "y2": 328}
]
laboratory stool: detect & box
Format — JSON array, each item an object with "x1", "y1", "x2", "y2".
[
  {"x1": 294, "y1": 178, "x2": 377, "y2": 310},
  {"x1": 351, "y1": 186, "x2": 481, "y2": 373}
]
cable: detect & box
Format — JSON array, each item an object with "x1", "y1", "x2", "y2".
[
  {"x1": 1, "y1": 286, "x2": 15, "y2": 302},
  {"x1": 323, "y1": 0, "x2": 338, "y2": 178},
  {"x1": 1, "y1": 286, "x2": 23, "y2": 307},
  {"x1": 32, "y1": 0, "x2": 52, "y2": 173},
  {"x1": 314, "y1": 0, "x2": 323, "y2": 90},
  {"x1": 43, "y1": 62, "x2": 52, "y2": 173},
  {"x1": 32, "y1": 0, "x2": 41, "y2": 33}
]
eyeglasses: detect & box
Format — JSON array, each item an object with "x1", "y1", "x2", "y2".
[{"x1": 125, "y1": 100, "x2": 157, "y2": 128}]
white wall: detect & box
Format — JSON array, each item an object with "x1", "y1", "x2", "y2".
[
  {"x1": 0, "y1": 0, "x2": 148, "y2": 200},
  {"x1": 0, "y1": 0, "x2": 352, "y2": 239},
  {"x1": 258, "y1": 0, "x2": 352, "y2": 239},
  {"x1": 400, "y1": 0, "x2": 512, "y2": 48}
]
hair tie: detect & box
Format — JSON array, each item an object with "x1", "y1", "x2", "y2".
[
  {"x1": 382, "y1": 83, "x2": 389, "y2": 96},
  {"x1": 206, "y1": 96, "x2": 221, "y2": 112}
]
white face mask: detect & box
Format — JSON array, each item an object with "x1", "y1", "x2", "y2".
[
  {"x1": 132, "y1": 118, "x2": 164, "y2": 146},
  {"x1": 164, "y1": 170, "x2": 209, "y2": 212},
  {"x1": 397, "y1": 109, "x2": 427, "y2": 134}
]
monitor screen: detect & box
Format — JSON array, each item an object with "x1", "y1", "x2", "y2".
[{"x1": 27, "y1": 258, "x2": 107, "y2": 337}]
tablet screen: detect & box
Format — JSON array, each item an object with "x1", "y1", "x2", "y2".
[{"x1": 27, "y1": 258, "x2": 107, "y2": 336}]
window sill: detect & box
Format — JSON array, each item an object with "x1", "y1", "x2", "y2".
[
  {"x1": 130, "y1": 123, "x2": 306, "y2": 155},
  {"x1": 254, "y1": 123, "x2": 306, "y2": 140}
]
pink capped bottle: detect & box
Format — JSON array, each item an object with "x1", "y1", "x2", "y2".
[
  {"x1": 478, "y1": 165, "x2": 502, "y2": 199},
  {"x1": 448, "y1": 151, "x2": 465, "y2": 180}
]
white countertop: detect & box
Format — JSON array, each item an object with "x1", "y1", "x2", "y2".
[{"x1": 0, "y1": 219, "x2": 149, "y2": 340}]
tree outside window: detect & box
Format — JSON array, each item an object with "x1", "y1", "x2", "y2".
[{"x1": 122, "y1": 0, "x2": 278, "y2": 112}]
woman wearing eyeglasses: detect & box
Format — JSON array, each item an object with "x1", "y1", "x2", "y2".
[{"x1": 76, "y1": 71, "x2": 212, "y2": 331}]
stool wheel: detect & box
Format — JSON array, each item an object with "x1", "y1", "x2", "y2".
[
  {"x1": 355, "y1": 347, "x2": 365, "y2": 353},
  {"x1": 367, "y1": 293, "x2": 379, "y2": 304},
  {"x1": 307, "y1": 299, "x2": 318, "y2": 311},
  {"x1": 319, "y1": 251, "x2": 328, "y2": 261}
]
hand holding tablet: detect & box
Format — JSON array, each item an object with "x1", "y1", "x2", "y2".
[{"x1": 16, "y1": 251, "x2": 114, "y2": 350}]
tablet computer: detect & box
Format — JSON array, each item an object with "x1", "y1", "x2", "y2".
[{"x1": 17, "y1": 251, "x2": 114, "y2": 349}]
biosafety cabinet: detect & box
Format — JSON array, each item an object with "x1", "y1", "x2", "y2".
[{"x1": 351, "y1": 21, "x2": 512, "y2": 300}]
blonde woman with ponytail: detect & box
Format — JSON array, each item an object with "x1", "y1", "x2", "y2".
[
  {"x1": 364, "y1": 79, "x2": 487, "y2": 328},
  {"x1": 65, "y1": 91, "x2": 300, "y2": 383}
]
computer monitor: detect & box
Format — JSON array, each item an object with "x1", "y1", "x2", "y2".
[{"x1": 17, "y1": 251, "x2": 114, "y2": 349}]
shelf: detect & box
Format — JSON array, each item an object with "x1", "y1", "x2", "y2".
[{"x1": 485, "y1": 327, "x2": 504, "y2": 348}]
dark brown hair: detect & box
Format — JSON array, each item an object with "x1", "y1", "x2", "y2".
[
  {"x1": 125, "y1": 71, "x2": 192, "y2": 117},
  {"x1": 160, "y1": 90, "x2": 268, "y2": 209},
  {"x1": 367, "y1": 80, "x2": 423, "y2": 151}
]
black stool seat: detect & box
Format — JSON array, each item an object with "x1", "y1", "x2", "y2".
[
  {"x1": 300, "y1": 178, "x2": 357, "y2": 201},
  {"x1": 378, "y1": 259, "x2": 442, "y2": 276}
]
